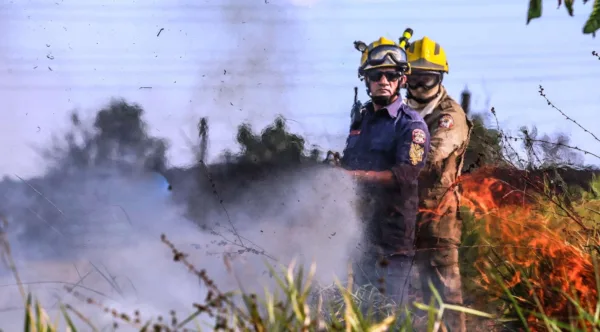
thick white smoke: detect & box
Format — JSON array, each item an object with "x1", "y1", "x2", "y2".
[{"x1": 0, "y1": 132, "x2": 362, "y2": 331}]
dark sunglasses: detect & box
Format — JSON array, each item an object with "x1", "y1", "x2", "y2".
[{"x1": 366, "y1": 70, "x2": 402, "y2": 82}]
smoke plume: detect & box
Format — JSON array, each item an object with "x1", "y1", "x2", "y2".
[
  {"x1": 0, "y1": 1, "x2": 364, "y2": 329},
  {"x1": 0, "y1": 98, "x2": 362, "y2": 330},
  {"x1": 188, "y1": 0, "x2": 312, "y2": 159}
]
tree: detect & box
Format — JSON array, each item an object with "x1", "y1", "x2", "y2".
[
  {"x1": 197, "y1": 117, "x2": 209, "y2": 164},
  {"x1": 174, "y1": 115, "x2": 323, "y2": 227},
  {"x1": 44, "y1": 98, "x2": 169, "y2": 174},
  {"x1": 526, "y1": 0, "x2": 600, "y2": 36},
  {"x1": 234, "y1": 116, "x2": 308, "y2": 165},
  {"x1": 518, "y1": 125, "x2": 584, "y2": 169},
  {"x1": 459, "y1": 89, "x2": 506, "y2": 172},
  {"x1": 462, "y1": 113, "x2": 506, "y2": 172},
  {"x1": 459, "y1": 88, "x2": 585, "y2": 172},
  {"x1": 6, "y1": 99, "x2": 171, "y2": 251}
]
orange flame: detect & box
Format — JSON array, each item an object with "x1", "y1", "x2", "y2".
[{"x1": 430, "y1": 166, "x2": 598, "y2": 330}]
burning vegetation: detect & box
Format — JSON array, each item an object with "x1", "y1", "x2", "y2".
[{"x1": 457, "y1": 165, "x2": 600, "y2": 331}]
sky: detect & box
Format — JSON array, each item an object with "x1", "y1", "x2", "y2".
[{"x1": 1, "y1": 0, "x2": 599, "y2": 178}]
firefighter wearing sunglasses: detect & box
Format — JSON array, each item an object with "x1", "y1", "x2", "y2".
[
  {"x1": 405, "y1": 36, "x2": 473, "y2": 332},
  {"x1": 340, "y1": 37, "x2": 430, "y2": 313}
]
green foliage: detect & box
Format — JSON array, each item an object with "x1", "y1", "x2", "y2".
[
  {"x1": 527, "y1": 0, "x2": 542, "y2": 24},
  {"x1": 235, "y1": 116, "x2": 307, "y2": 165},
  {"x1": 458, "y1": 207, "x2": 486, "y2": 299},
  {"x1": 527, "y1": 0, "x2": 600, "y2": 36},
  {"x1": 582, "y1": 174, "x2": 600, "y2": 201},
  {"x1": 583, "y1": 0, "x2": 600, "y2": 35},
  {"x1": 566, "y1": 0, "x2": 575, "y2": 16},
  {"x1": 13, "y1": 258, "x2": 485, "y2": 331},
  {"x1": 23, "y1": 293, "x2": 59, "y2": 332},
  {"x1": 92, "y1": 99, "x2": 169, "y2": 173},
  {"x1": 463, "y1": 113, "x2": 506, "y2": 172},
  {"x1": 518, "y1": 125, "x2": 584, "y2": 169},
  {"x1": 217, "y1": 115, "x2": 322, "y2": 166},
  {"x1": 8, "y1": 234, "x2": 496, "y2": 331},
  {"x1": 44, "y1": 99, "x2": 169, "y2": 174}
]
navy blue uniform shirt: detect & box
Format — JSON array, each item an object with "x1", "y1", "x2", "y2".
[
  {"x1": 341, "y1": 97, "x2": 430, "y2": 173},
  {"x1": 341, "y1": 97, "x2": 430, "y2": 256}
]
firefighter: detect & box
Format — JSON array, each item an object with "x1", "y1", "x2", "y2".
[
  {"x1": 340, "y1": 37, "x2": 430, "y2": 311},
  {"x1": 405, "y1": 36, "x2": 472, "y2": 332}
]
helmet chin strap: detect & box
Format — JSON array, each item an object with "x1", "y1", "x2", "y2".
[{"x1": 406, "y1": 84, "x2": 441, "y2": 104}]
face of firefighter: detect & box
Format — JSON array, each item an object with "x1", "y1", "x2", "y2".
[
  {"x1": 406, "y1": 71, "x2": 443, "y2": 103},
  {"x1": 366, "y1": 68, "x2": 406, "y2": 106}
]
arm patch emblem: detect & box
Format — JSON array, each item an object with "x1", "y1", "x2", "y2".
[
  {"x1": 412, "y1": 128, "x2": 426, "y2": 145},
  {"x1": 439, "y1": 114, "x2": 454, "y2": 129},
  {"x1": 409, "y1": 143, "x2": 425, "y2": 165}
]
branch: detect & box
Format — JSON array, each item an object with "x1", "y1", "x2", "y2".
[
  {"x1": 198, "y1": 160, "x2": 243, "y2": 248},
  {"x1": 538, "y1": 85, "x2": 600, "y2": 144},
  {"x1": 505, "y1": 135, "x2": 600, "y2": 160},
  {"x1": 490, "y1": 107, "x2": 528, "y2": 168}
]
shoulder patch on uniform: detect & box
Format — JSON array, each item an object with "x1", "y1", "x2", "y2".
[
  {"x1": 409, "y1": 143, "x2": 425, "y2": 165},
  {"x1": 350, "y1": 130, "x2": 361, "y2": 136},
  {"x1": 412, "y1": 128, "x2": 426, "y2": 145},
  {"x1": 438, "y1": 114, "x2": 454, "y2": 129}
]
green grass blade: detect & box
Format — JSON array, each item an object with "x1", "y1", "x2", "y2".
[
  {"x1": 60, "y1": 305, "x2": 77, "y2": 332},
  {"x1": 24, "y1": 293, "x2": 34, "y2": 332}
]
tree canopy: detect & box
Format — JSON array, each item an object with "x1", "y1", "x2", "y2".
[
  {"x1": 527, "y1": 0, "x2": 600, "y2": 36},
  {"x1": 216, "y1": 116, "x2": 320, "y2": 166},
  {"x1": 44, "y1": 98, "x2": 169, "y2": 174},
  {"x1": 462, "y1": 113, "x2": 506, "y2": 172}
]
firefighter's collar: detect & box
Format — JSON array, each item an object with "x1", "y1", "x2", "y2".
[{"x1": 373, "y1": 96, "x2": 404, "y2": 118}]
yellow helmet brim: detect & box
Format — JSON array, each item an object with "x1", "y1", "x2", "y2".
[{"x1": 409, "y1": 59, "x2": 448, "y2": 73}]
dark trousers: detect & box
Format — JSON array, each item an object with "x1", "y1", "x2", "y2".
[{"x1": 353, "y1": 253, "x2": 413, "y2": 317}]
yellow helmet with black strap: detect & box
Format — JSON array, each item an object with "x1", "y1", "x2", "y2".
[
  {"x1": 354, "y1": 37, "x2": 410, "y2": 79},
  {"x1": 404, "y1": 36, "x2": 449, "y2": 104},
  {"x1": 406, "y1": 36, "x2": 449, "y2": 73},
  {"x1": 353, "y1": 37, "x2": 411, "y2": 107}
]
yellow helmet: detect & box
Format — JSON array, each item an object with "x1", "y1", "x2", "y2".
[
  {"x1": 406, "y1": 36, "x2": 449, "y2": 73},
  {"x1": 354, "y1": 37, "x2": 410, "y2": 77}
]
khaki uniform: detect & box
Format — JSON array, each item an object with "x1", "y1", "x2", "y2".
[{"x1": 408, "y1": 86, "x2": 472, "y2": 332}]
